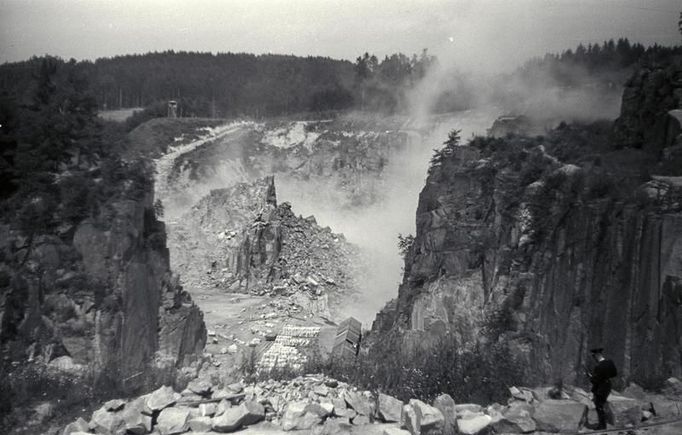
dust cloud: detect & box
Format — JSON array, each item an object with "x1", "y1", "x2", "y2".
[
  {"x1": 278, "y1": 1, "x2": 636, "y2": 324},
  {"x1": 277, "y1": 110, "x2": 497, "y2": 326}
]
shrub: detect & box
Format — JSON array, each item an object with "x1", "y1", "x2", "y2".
[{"x1": 263, "y1": 331, "x2": 526, "y2": 405}]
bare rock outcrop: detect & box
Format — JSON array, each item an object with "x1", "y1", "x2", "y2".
[{"x1": 0, "y1": 191, "x2": 206, "y2": 381}]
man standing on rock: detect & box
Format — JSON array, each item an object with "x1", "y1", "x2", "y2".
[{"x1": 587, "y1": 347, "x2": 618, "y2": 430}]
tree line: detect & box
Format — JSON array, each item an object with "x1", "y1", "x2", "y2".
[
  {"x1": 516, "y1": 38, "x2": 682, "y2": 87},
  {"x1": 0, "y1": 50, "x2": 435, "y2": 120}
]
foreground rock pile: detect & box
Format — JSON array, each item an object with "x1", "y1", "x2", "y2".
[{"x1": 62, "y1": 375, "x2": 682, "y2": 435}]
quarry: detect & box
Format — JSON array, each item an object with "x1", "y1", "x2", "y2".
[{"x1": 1, "y1": 3, "x2": 682, "y2": 435}]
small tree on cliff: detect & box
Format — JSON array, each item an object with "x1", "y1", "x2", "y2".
[{"x1": 429, "y1": 129, "x2": 461, "y2": 174}]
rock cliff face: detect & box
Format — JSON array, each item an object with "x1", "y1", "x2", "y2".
[
  {"x1": 374, "y1": 61, "x2": 682, "y2": 386},
  {"x1": 614, "y1": 56, "x2": 682, "y2": 154},
  {"x1": 0, "y1": 190, "x2": 206, "y2": 379}
]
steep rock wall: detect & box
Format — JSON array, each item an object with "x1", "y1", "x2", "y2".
[
  {"x1": 376, "y1": 141, "x2": 682, "y2": 385},
  {"x1": 374, "y1": 60, "x2": 682, "y2": 386},
  {"x1": 0, "y1": 191, "x2": 206, "y2": 379}
]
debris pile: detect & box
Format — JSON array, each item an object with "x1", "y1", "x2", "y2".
[
  {"x1": 61, "y1": 376, "x2": 682, "y2": 434},
  {"x1": 169, "y1": 176, "x2": 364, "y2": 319}
]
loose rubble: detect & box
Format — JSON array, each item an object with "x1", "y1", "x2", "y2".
[{"x1": 61, "y1": 376, "x2": 682, "y2": 435}]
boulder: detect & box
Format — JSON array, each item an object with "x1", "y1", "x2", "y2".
[
  {"x1": 378, "y1": 393, "x2": 403, "y2": 423},
  {"x1": 199, "y1": 402, "x2": 217, "y2": 417},
  {"x1": 239, "y1": 401, "x2": 266, "y2": 426},
  {"x1": 189, "y1": 416, "x2": 213, "y2": 432},
  {"x1": 454, "y1": 403, "x2": 482, "y2": 415},
  {"x1": 608, "y1": 396, "x2": 643, "y2": 426},
  {"x1": 226, "y1": 382, "x2": 244, "y2": 393},
  {"x1": 664, "y1": 377, "x2": 682, "y2": 396},
  {"x1": 509, "y1": 387, "x2": 535, "y2": 403},
  {"x1": 401, "y1": 404, "x2": 419, "y2": 435},
  {"x1": 156, "y1": 407, "x2": 190, "y2": 435},
  {"x1": 281, "y1": 401, "x2": 323, "y2": 431},
  {"x1": 622, "y1": 383, "x2": 647, "y2": 400},
  {"x1": 497, "y1": 401, "x2": 536, "y2": 433},
  {"x1": 146, "y1": 386, "x2": 180, "y2": 411},
  {"x1": 432, "y1": 394, "x2": 457, "y2": 435},
  {"x1": 212, "y1": 401, "x2": 264, "y2": 432},
  {"x1": 127, "y1": 396, "x2": 153, "y2": 416},
  {"x1": 187, "y1": 378, "x2": 213, "y2": 396},
  {"x1": 213, "y1": 407, "x2": 245, "y2": 432},
  {"x1": 315, "y1": 418, "x2": 354, "y2": 435},
  {"x1": 353, "y1": 414, "x2": 370, "y2": 425},
  {"x1": 62, "y1": 417, "x2": 89, "y2": 435},
  {"x1": 120, "y1": 406, "x2": 152, "y2": 434},
  {"x1": 457, "y1": 413, "x2": 492, "y2": 435},
  {"x1": 491, "y1": 415, "x2": 535, "y2": 434},
  {"x1": 409, "y1": 399, "x2": 444, "y2": 434},
  {"x1": 306, "y1": 402, "x2": 333, "y2": 418},
  {"x1": 650, "y1": 397, "x2": 682, "y2": 418},
  {"x1": 313, "y1": 384, "x2": 329, "y2": 397},
  {"x1": 532, "y1": 399, "x2": 587, "y2": 433},
  {"x1": 318, "y1": 400, "x2": 335, "y2": 416},
  {"x1": 344, "y1": 390, "x2": 373, "y2": 416},
  {"x1": 103, "y1": 399, "x2": 126, "y2": 412},
  {"x1": 215, "y1": 399, "x2": 231, "y2": 416},
  {"x1": 90, "y1": 406, "x2": 125, "y2": 434}
]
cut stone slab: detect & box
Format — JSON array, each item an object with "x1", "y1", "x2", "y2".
[
  {"x1": 383, "y1": 428, "x2": 412, "y2": 435},
  {"x1": 533, "y1": 399, "x2": 587, "y2": 433},
  {"x1": 156, "y1": 407, "x2": 190, "y2": 435}
]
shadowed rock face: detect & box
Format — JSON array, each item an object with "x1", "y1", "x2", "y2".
[
  {"x1": 614, "y1": 56, "x2": 682, "y2": 153},
  {"x1": 0, "y1": 190, "x2": 206, "y2": 379},
  {"x1": 373, "y1": 61, "x2": 682, "y2": 385}
]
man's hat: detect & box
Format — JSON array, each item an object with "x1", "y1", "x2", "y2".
[{"x1": 589, "y1": 347, "x2": 604, "y2": 354}]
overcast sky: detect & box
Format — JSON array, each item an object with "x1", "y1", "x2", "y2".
[{"x1": 1, "y1": 0, "x2": 679, "y2": 70}]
